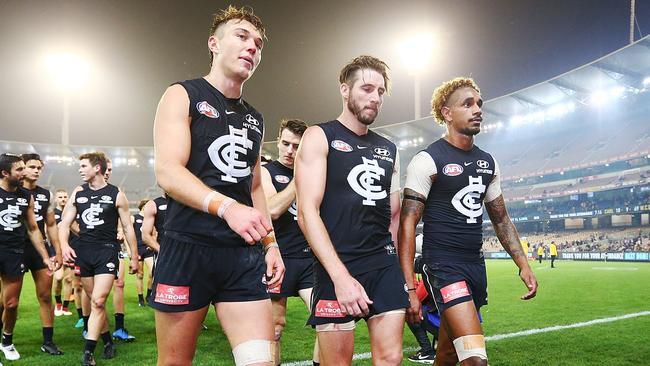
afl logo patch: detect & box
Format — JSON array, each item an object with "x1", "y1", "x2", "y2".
[
  {"x1": 275, "y1": 175, "x2": 290, "y2": 184},
  {"x1": 331, "y1": 140, "x2": 353, "y2": 152},
  {"x1": 196, "y1": 101, "x2": 219, "y2": 119},
  {"x1": 373, "y1": 147, "x2": 391, "y2": 157},
  {"x1": 76, "y1": 197, "x2": 88, "y2": 204},
  {"x1": 477, "y1": 160, "x2": 489, "y2": 169},
  {"x1": 442, "y1": 163, "x2": 464, "y2": 177}
]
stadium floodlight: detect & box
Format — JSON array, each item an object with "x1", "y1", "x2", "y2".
[
  {"x1": 396, "y1": 32, "x2": 435, "y2": 119},
  {"x1": 643, "y1": 76, "x2": 650, "y2": 86},
  {"x1": 44, "y1": 52, "x2": 89, "y2": 145},
  {"x1": 589, "y1": 90, "x2": 608, "y2": 106},
  {"x1": 44, "y1": 53, "x2": 89, "y2": 91}
]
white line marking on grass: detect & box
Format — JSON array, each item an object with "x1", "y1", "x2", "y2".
[
  {"x1": 284, "y1": 311, "x2": 650, "y2": 365},
  {"x1": 592, "y1": 266, "x2": 638, "y2": 271}
]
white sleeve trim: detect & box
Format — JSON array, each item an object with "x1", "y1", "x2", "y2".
[
  {"x1": 404, "y1": 151, "x2": 436, "y2": 198},
  {"x1": 485, "y1": 159, "x2": 502, "y2": 202}
]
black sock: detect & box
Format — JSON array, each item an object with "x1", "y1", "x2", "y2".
[
  {"x1": 54, "y1": 295, "x2": 62, "y2": 305},
  {"x1": 0, "y1": 318, "x2": 3, "y2": 335},
  {"x1": 100, "y1": 331, "x2": 112, "y2": 345},
  {"x1": 83, "y1": 316, "x2": 90, "y2": 332},
  {"x1": 2, "y1": 332, "x2": 13, "y2": 346},
  {"x1": 115, "y1": 313, "x2": 125, "y2": 330},
  {"x1": 84, "y1": 339, "x2": 97, "y2": 353},
  {"x1": 138, "y1": 294, "x2": 144, "y2": 302},
  {"x1": 43, "y1": 327, "x2": 54, "y2": 343},
  {"x1": 62, "y1": 300, "x2": 70, "y2": 309},
  {"x1": 146, "y1": 288, "x2": 152, "y2": 300},
  {"x1": 77, "y1": 308, "x2": 83, "y2": 319}
]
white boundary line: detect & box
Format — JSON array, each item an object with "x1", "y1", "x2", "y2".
[{"x1": 284, "y1": 311, "x2": 650, "y2": 366}]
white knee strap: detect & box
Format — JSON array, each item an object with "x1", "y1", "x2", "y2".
[
  {"x1": 452, "y1": 334, "x2": 487, "y2": 362},
  {"x1": 232, "y1": 339, "x2": 272, "y2": 366}
]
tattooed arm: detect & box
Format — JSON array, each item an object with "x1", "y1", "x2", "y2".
[
  {"x1": 486, "y1": 194, "x2": 538, "y2": 300},
  {"x1": 398, "y1": 150, "x2": 438, "y2": 324}
]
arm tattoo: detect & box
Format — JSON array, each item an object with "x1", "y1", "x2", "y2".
[
  {"x1": 486, "y1": 196, "x2": 526, "y2": 260},
  {"x1": 401, "y1": 188, "x2": 425, "y2": 220}
]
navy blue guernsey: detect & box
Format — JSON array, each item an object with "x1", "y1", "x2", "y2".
[
  {"x1": 164, "y1": 78, "x2": 264, "y2": 247},
  {"x1": 54, "y1": 208, "x2": 63, "y2": 225},
  {"x1": 133, "y1": 213, "x2": 146, "y2": 253},
  {"x1": 318, "y1": 120, "x2": 397, "y2": 275},
  {"x1": 74, "y1": 183, "x2": 120, "y2": 248},
  {"x1": 55, "y1": 207, "x2": 79, "y2": 247},
  {"x1": 25, "y1": 186, "x2": 50, "y2": 237},
  {"x1": 0, "y1": 186, "x2": 32, "y2": 251},
  {"x1": 152, "y1": 196, "x2": 167, "y2": 244},
  {"x1": 422, "y1": 139, "x2": 495, "y2": 263},
  {"x1": 263, "y1": 160, "x2": 310, "y2": 258}
]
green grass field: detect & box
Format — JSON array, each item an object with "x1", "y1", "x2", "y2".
[{"x1": 6, "y1": 259, "x2": 650, "y2": 365}]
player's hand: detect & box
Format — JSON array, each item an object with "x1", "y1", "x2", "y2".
[
  {"x1": 519, "y1": 266, "x2": 538, "y2": 300},
  {"x1": 61, "y1": 244, "x2": 77, "y2": 265},
  {"x1": 116, "y1": 231, "x2": 125, "y2": 243},
  {"x1": 129, "y1": 259, "x2": 139, "y2": 274},
  {"x1": 51, "y1": 253, "x2": 63, "y2": 271},
  {"x1": 264, "y1": 246, "x2": 285, "y2": 289},
  {"x1": 406, "y1": 291, "x2": 423, "y2": 324},
  {"x1": 333, "y1": 275, "x2": 373, "y2": 318},
  {"x1": 43, "y1": 256, "x2": 56, "y2": 274},
  {"x1": 222, "y1": 202, "x2": 273, "y2": 245}
]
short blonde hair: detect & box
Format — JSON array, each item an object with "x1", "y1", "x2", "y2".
[
  {"x1": 208, "y1": 5, "x2": 266, "y2": 65},
  {"x1": 430, "y1": 77, "x2": 480, "y2": 124}
]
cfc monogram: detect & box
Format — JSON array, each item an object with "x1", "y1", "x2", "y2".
[
  {"x1": 452, "y1": 176, "x2": 486, "y2": 223},
  {"x1": 81, "y1": 203, "x2": 105, "y2": 228},
  {"x1": 207, "y1": 126, "x2": 254, "y2": 183},
  {"x1": 0, "y1": 205, "x2": 22, "y2": 231},
  {"x1": 347, "y1": 157, "x2": 387, "y2": 206}
]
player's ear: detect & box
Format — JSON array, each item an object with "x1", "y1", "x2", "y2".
[
  {"x1": 441, "y1": 105, "x2": 452, "y2": 123},
  {"x1": 340, "y1": 83, "x2": 350, "y2": 101},
  {"x1": 208, "y1": 35, "x2": 220, "y2": 55}
]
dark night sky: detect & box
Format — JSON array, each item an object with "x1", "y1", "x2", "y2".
[{"x1": 1, "y1": 0, "x2": 648, "y2": 146}]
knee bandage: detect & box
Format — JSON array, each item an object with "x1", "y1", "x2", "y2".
[
  {"x1": 315, "y1": 320, "x2": 356, "y2": 332},
  {"x1": 452, "y1": 334, "x2": 487, "y2": 362},
  {"x1": 232, "y1": 339, "x2": 272, "y2": 366}
]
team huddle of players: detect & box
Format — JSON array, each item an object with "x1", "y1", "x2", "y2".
[{"x1": 0, "y1": 5, "x2": 539, "y2": 366}]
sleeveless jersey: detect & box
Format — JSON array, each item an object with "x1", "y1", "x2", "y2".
[
  {"x1": 55, "y1": 207, "x2": 80, "y2": 247},
  {"x1": 318, "y1": 120, "x2": 397, "y2": 274},
  {"x1": 263, "y1": 160, "x2": 310, "y2": 258},
  {"x1": 25, "y1": 186, "x2": 50, "y2": 237},
  {"x1": 54, "y1": 208, "x2": 63, "y2": 224},
  {"x1": 0, "y1": 186, "x2": 32, "y2": 251},
  {"x1": 133, "y1": 213, "x2": 146, "y2": 253},
  {"x1": 164, "y1": 78, "x2": 264, "y2": 247},
  {"x1": 153, "y1": 196, "x2": 167, "y2": 245},
  {"x1": 74, "y1": 183, "x2": 120, "y2": 247},
  {"x1": 421, "y1": 139, "x2": 495, "y2": 262}
]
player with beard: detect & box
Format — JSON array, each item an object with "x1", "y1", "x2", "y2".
[
  {"x1": 295, "y1": 55, "x2": 407, "y2": 366},
  {"x1": 151, "y1": 6, "x2": 284, "y2": 365},
  {"x1": 398, "y1": 77, "x2": 538, "y2": 366},
  {"x1": 58, "y1": 152, "x2": 139, "y2": 366},
  {"x1": 19, "y1": 154, "x2": 64, "y2": 356},
  {"x1": 260, "y1": 119, "x2": 319, "y2": 365},
  {"x1": 0, "y1": 154, "x2": 55, "y2": 362},
  {"x1": 53, "y1": 189, "x2": 74, "y2": 318}
]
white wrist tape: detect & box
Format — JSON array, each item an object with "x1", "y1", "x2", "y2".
[
  {"x1": 217, "y1": 198, "x2": 235, "y2": 218},
  {"x1": 202, "y1": 191, "x2": 218, "y2": 214}
]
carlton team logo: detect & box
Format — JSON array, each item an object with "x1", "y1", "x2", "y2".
[
  {"x1": 440, "y1": 281, "x2": 470, "y2": 303},
  {"x1": 442, "y1": 163, "x2": 464, "y2": 176},
  {"x1": 81, "y1": 203, "x2": 104, "y2": 229},
  {"x1": 347, "y1": 157, "x2": 386, "y2": 206},
  {"x1": 0, "y1": 205, "x2": 22, "y2": 231},
  {"x1": 331, "y1": 140, "x2": 353, "y2": 152},
  {"x1": 288, "y1": 201, "x2": 298, "y2": 220},
  {"x1": 207, "y1": 126, "x2": 254, "y2": 183},
  {"x1": 452, "y1": 176, "x2": 486, "y2": 224},
  {"x1": 154, "y1": 284, "x2": 190, "y2": 305},
  {"x1": 315, "y1": 300, "x2": 345, "y2": 318},
  {"x1": 196, "y1": 101, "x2": 219, "y2": 118}
]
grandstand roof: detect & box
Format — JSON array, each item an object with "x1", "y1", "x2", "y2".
[{"x1": 3, "y1": 36, "x2": 649, "y2": 196}]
